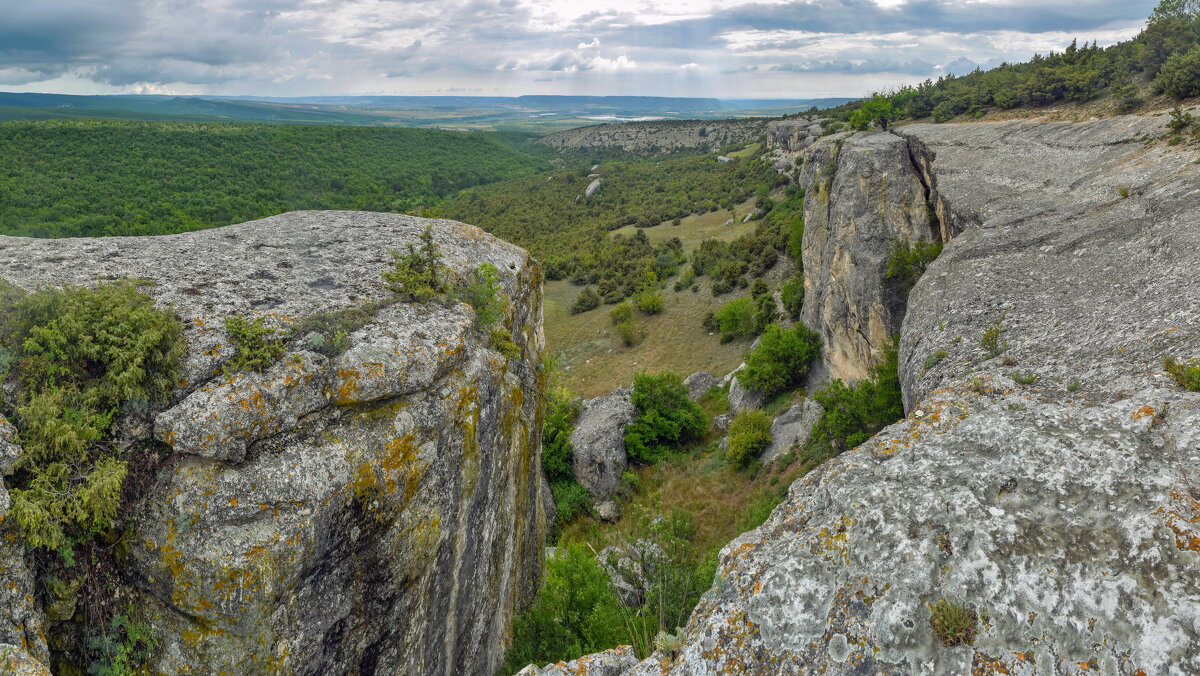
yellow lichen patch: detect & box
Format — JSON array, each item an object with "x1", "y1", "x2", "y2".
[
  {"x1": 332, "y1": 367, "x2": 362, "y2": 404},
  {"x1": 1158, "y1": 490, "x2": 1200, "y2": 552},
  {"x1": 815, "y1": 514, "x2": 855, "y2": 565},
  {"x1": 1131, "y1": 405, "x2": 1156, "y2": 420}
]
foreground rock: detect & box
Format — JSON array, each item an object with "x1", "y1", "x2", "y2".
[
  {"x1": 581, "y1": 114, "x2": 1200, "y2": 673},
  {"x1": 516, "y1": 646, "x2": 642, "y2": 675},
  {"x1": 570, "y1": 387, "x2": 635, "y2": 506},
  {"x1": 0, "y1": 211, "x2": 548, "y2": 675}
]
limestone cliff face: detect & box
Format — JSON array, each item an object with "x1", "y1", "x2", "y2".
[
  {"x1": 537, "y1": 118, "x2": 768, "y2": 154},
  {"x1": 796, "y1": 130, "x2": 943, "y2": 383},
  {"x1": 585, "y1": 115, "x2": 1200, "y2": 674},
  {"x1": 0, "y1": 211, "x2": 548, "y2": 675}
]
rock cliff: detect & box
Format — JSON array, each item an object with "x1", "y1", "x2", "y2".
[
  {"x1": 537, "y1": 118, "x2": 768, "y2": 154},
  {"x1": 0, "y1": 211, "x2": 548, "y2": 674},
  {"x1": 581, "y1": 114, "x2": 1200, "y2": 673}
]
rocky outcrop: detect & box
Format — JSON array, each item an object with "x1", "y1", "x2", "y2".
[
  {"x1": 0, "y1": 419, "x2": 48, "y2": 669},
  {"x1": 537, "y1": 118, "x2": 768, "y2": 154},
  {"x1": 0, "y1": 211, "x2": 548, "y2": 675},
  {"x1": 798, "y1": 129, "x2": 944, "y2": 382},
  {"x1": 516, "y1": 645, "x2": 641, "y2": 675},
  {"x1": 727, "y1": 366, "x2": 764, "y2": 414},
  {"x1": 762, "y1": 400, "x2": 823, "y2": 462},
  {"x1": 583, "y1": 114, "x2": 1200, "y2": 674},
  {"x1": 597, "y1": 539, "x2": 664, "y2": 608},
  {"x1": 570, "y1": 388, "x2": 635, "y2": 506},
  {"x1": 683, "y1": 371, "x2": 718, "y2": 401}
]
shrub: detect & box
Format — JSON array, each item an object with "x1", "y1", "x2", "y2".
[
  {"x1": 701, "y1": 310, "x2": 720, "y2": 333},
  {"x1": 885, "y1": 238, "x2": 943, "y2": 294},
  {"x1": 805, "y1": 343, "x2": 904, "y2": 463},
  {"x1": 929, "y1": 599, "x2": 978, "y2": 647},
  {"x1": 542, "y1": 389, "x2": 580, "y2": 484},
  {"x1": 780, "y1": 275, "x2": 804, "y2": 320},
  {"x1": 225, "y1": 315, "x2": 287, "y2": 373},
  {"x1": 615, "y1": 319, "x2": 642, "y2": 347},
  {"x1": 932, "y1": 101, "x2": 957, "y2": 123},
  {"x1": 635, "y1": 291, "x2": 665, "y2": 315},
  {"x1": 1, "y1": 282, "x2": 184, "y2": 551},
  {"x1": 737, "y1": 323, "x2": 822, "y2": 397},
  {"x1": 750, "y1": 279, "x2": 770, "y2": 299},
  {"x1": 1156, "y1": 46, "x2": 1200, "y2": 99},
  {"x1": 979, "y1": 311, "x2": 1009, "y2": 359},
  {"x1": 610, "y1": 302, "x2": 634, "y2": 325},
  {"x1": 382, "y1": 224, "x2": 445, "y2": 303},
  {"x1": 1165, "y1": 356, "x2": 1200, "y2": 391},
  {"x1": 500, "y1": 543, "x2": 627, "y2": 673},
  {"x1": 488, "y1": 328, "x2": 520, "y2": 359},
  {"x1": 716, "y1": 297, "x2": 757, "y2": 342},
  {"x1": 624, "y1": 372, "x2": 708, "y2": 464},
  {"x1": 571, "y1": 287, "x2": 601, "y2": 314},
  {"x1": 1167, "y1": 105, "x2": 1197, "y2": 133},
  {"x1": 753, "y1": 293, "x2": 778, "y2": 334},
  {"x1": 726, "y1": 410, "x2": 773, "y2": 467},
  {"x1": 459, "y1": 263, "x2": 505, "y2": 329}
]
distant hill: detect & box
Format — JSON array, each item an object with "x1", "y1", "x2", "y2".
[{"x1": 0, "y1": 93, "x2": 855, "y2": 131}]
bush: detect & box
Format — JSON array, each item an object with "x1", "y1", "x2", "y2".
[
  {"x1": 805, "y1": 343, "x2": 904, "y2": 463},
  {"x1": 716, "y1": 297, "x2": 757, "y2": 342},
  {"x1": 726, "y1": 410, "x2": 773, "y2": 467},
  {"x1": 1167, "y1": 105, "x2": 1197, "y2": 134},
  {"x1": 459, "y1": 262, "x2": 505, "y2": 329},
  {"x1": 382, "y1": 224, "x2": 445, "y2": 303},
  {"x1": 571, "y1": 287, "x2": 601, "y2": 314},
  {"x1": 624, "y1": 372, "x2": 708, "y2": 464},
  {"x1": 609, "y1": 302, "x2": 634, "y2": 325},
  {"x1": 737, "y1": 323, "x2": 822, "y2": 397},
  {"x1": 500, "y1": 543, "x2": 627, "y2": 673},
  {"x1": 1165, "y1": 356, "x2": 1200, "y2": 391},
  {"x1": 635, "y1": 291, "x2": 665, "y2": 315},
  {"x1": 753, "y1": 293, "x2": 778, "y2": 334},
  {"x1": 885, "y1": 238, "x2": 943, "y2": 294},
  {"x1": 780, "y1": 275, "x2": 805, "y2": 320},
  {"x1": 1156, "y1": 45, "x2": 1200, "y2": 98},
  {"x1": 929, "y1": 599, "x2": 978, "y2": 647},
  {"x1": 701, "y1": 310, "x2": 720, "y2": 333},
  {"x1": 542, "y1": 389, "x2": 581, "y2": 484},
  {"x1": 1, "y1": 282, "x2": 184, "y2": 551},
  {"x1": 615, "y1": 319, "x2": 642, "y2": 347},
  {"x1": 225, "y1": 315, "x2": 287, "y2": 373},
  {"x1": 979, "y1": 311, "x2": 1009, "y2": 359}
]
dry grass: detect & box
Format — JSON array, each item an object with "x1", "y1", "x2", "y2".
[
  {"x1": 545, "y1": 276, "x2": 753, "y2": 398},
  {"x1": 609, "y1": 195, "x2": 761, "y2": 253}
]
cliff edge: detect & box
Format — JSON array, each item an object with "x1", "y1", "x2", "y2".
[{"x1": 0, "y1": 211, "x2": 548, "y2": 674}]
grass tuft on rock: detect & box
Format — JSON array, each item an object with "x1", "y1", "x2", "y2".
[
  {"x1": 1165, "y1": 356, "x2": 1200, "y2": 391},
  {"x1": 929, "y1": 598, "x2": 978, "y2": 647}
]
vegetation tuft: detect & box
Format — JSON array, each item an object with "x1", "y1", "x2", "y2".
[
  {"x1": 885, "y1": 238, "x2": 943, "y2": 294},
  {"x1": 224, "y1": 315, "x2": 287, "y2": 374},
  {"x1": 929, "y1": 599, "x2": 979, "y2": 647},
  {"x1": 1165, "y1": 356, "x2": 1200, "y2": 390},
  {"x1": 726, "y1": 410, "x2": 774, "y2": 467}
]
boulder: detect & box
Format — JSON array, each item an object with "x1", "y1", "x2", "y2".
[
  {"x1": 762, "y1": 399, "x2": 823, "y2": 463},
  {"x1": 596, "y1": 540, "x2": 665, "y2": 607},
  {"x1": 716, "y1": 155, "x2": 733, "y2": 163},
  {"x1": 585, "y1": 178, "x2": 603, "y2": 198},
  {"x1": 0, "y1": 211, "x2": 548, "y2": 676},
  {"x1": 596, "y1": 500, "x2": 622, "y2": 523},
  {"x1": 682, "y1": 371, "x2": 718, "y2": 401},
  {"x1": 727, "y1": 368, "x2": 764, "y2": 414},
  {"x1": 711, "y1": 413, "x2": 732, "y2": 433},
  {"x1": 516, "y1": 645, "x2": 641, "y2": 675},
  {"x1": 570, "y1": 387, "x2": 635, "y2": 504}
]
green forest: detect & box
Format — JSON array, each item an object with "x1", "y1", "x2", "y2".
[
  {"x1": 0, "y1": 120, "x2": 552, "y2": 238},
  {"x1": 823, "y1": 0, "x2": 1200, "y2": 124}
]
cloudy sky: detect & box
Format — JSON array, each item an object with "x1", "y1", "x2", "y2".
[{"x1": 0, "y1": 0, "x2": 1157, "y2": 99}]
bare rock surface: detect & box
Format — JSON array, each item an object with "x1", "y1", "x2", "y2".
[
  {"x1": 516, "y1": 645, "x2": 641, "y2": 675},
  {"x1": 762, "y1": 399, "x2": 823, "y2": 462},
  {"x1": 727, "y1": 366, "x2": 765, "y2": 413},
  {"x1": 578, "y1": 114, "x2": 1200, "y2": 674},
  {"x1": 570, "y1": 387, "x2": 635, "y2": 504},
  {"x1": 0, "y1": 211, "x2": 548, "y2": 675}
]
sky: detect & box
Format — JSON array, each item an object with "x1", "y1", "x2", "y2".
[{"x1": 0, "y1": 0, "x2": 1158, "y2": 99}]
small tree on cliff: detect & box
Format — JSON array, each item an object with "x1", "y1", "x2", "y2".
[{"x1": 849, "y1": 95, "x2": 895, "y2": 131}]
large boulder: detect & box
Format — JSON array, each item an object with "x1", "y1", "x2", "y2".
[
  {"x1": 727, "y1": 366, "x2": 764, "y2": 413},
  {"x1": 761, "y1": 399, "x2": 823, "y2": 462},
  {"x1": 682, "y1": 371, "x2": 718, "y2": 401},
  {"x1": 596, "y1": 539, "x2": 665, "y2": 607},
  {"x1": 570, "y1": 387, "x2": 635, "y2": 504},
  {"x1": 0, "y1": 211, "x2": 548, "y2": 675},
  {"x1": 797, "y1": 130, "x2": 945, "y2": 383},
  {"x1": 579, "y1": 114, "x2": 1200, "y2": 674}
]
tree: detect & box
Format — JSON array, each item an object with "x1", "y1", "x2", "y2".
[
  {"x1": 1156, "y1": 46, "x2": 1200, "y2": 99},
  {"x1": 571, "y1": 287, "x2": 601, "y2": 314},
  {"x1": 624, "y1": 372, "x2": 708, "y2": 464},
  {"x1": 849, "y1": 95, "x2": 896, "y2": 131},
  {"x1": 1150, "y1": 0, "x2": 1200, "y2": 23}
]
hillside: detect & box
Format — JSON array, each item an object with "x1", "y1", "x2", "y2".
[{"x1": 0, "y1": 120, "x2": 551, "y2": 238}]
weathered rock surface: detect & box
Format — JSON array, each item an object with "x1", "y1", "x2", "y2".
[
  {"x1": 537, "y1": 118, "x2": 768, "y2": 154},
  {"x1": 0, "y1": 211, "x2": 548, "y2": 675},
  {"x1": 570, "y1": 387, "x2": 635, "y2": 505},
  {"x1": 516, "y1": 645, "x2": 641, "y2": 675},
  {"x1": 798, "y1": 129, "x2": 943, "y2": 382},
  {"x1": 762, "y1": 399, "x2": 823, "y2": 462},
  {"x1": 683, "y1": 371, "x2": 718, "y2": 401},
  {"x1": 585, "y1": 115, "x2": 1200, "y2": 674},
  {"x1": 0, "y1": 417, "x2": 48, "y2": 670},
  {"x1": 597, "y1": 539, "x2": 665, "y2": 607},
  {"x1": 727, "y1": 367, "x2": 764, "y2": 413}
]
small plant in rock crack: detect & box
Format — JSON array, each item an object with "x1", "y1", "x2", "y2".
[
  {"x1": 923, "y1": 350, "x2": 949, "y2": 373},
  {"x1": 1164, "y1": 356, "x2": 1200, "y2": 391},
  {"x1": 979, "y1": 310, "x2": 1009, "y2": 359},
  {"x1": 1067, "y1": 379, "x2": 1082, "y2": 392},
  {"x1": 382, "y1": 224, "x2": 445, "y2": 303},
  {"x1": 1014, "y1": 372, "x2": 1039, "y2": 386},
  {"x1": 929, "y1": 598, "x2": 979, "y2": 647}
]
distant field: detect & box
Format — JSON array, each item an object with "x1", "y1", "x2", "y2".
[{"x1": 609, "y1": 193, "x2": 772, "y2": 252}]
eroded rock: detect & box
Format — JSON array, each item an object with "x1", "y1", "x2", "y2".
[
  {"x1": 570, "y1": 387, "x2": 635, "y2": 504},
  {"x1": 762, "y1": 399, "x2": 823, "y2": 462},
  {"x1": 682, "y1": 371, "x2": 718, "y2": 401}
]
